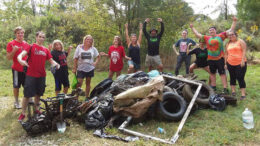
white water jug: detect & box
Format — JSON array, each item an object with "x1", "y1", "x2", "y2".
[{"x1": 242, "y1": 108, "x2": 254, "y2": 129}]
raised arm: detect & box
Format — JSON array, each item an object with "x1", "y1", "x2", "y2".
[
  {"x1": 190, "y1": 24, "x2": 202, "y2": 39},
  {"x1": 143, "y1": 18, "x2": 150, "y2": 39},
  {"x1": 125, "y1": 23, "x2": 131, "y2": 46},
  {"x1": 157, "y1": 18, "x2": 164, "y2": 37},
  {"x1": 227, "y1": 16, "x2": 238, "y2": 32},
  {"x1": 137, "y1": 23, "x2": 143, "y2": 46}
]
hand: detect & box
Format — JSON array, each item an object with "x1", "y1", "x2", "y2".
[
  {"x1": 55, "y1": 64, "x2": 60, "y2": 69},
  {"x1": 18, "y1": 60, "x2": 29, "y2": 67},
  {"x1": 68, "y1": 45, "x2": 73, "y2": 50},
  {"x1": 224, "y1": 64, "x2": 227, "y2": 70},
  {"x1": 12, "y1": 45, "x2": 19, "y2": 52},
  {"x1": 157, "y1": 18, "x2": 162, "y2": 22},
  {"x1": 241, "y1": 61, "x2": 245, "y2": 67},
  {"x1": 145, "y1": 18, "x2": 150, "y2": 23},
  {"x1": 139, "y1": 23, "x2": 143, "y2": 29},
  {"x1": 232, "y1": 16, "x2": 238, "y2": 22},
  {"x1": 190, "y1": 23, "x2": 193, "y2": 28},
  {"x1": 125, "y1": 23, "x2": 128, "y2": 28},
  {"x1": 128, "y1": 57, "x2": 132, "y2": 60},
  {"x1": 176, "y1": 52, "x2": 180, "y2": 56},
  {"x1": 100, "y1": 52, "x2": 106, "y2": 56},
  {"x1": 72, "y1": 68, "x2": 76, "y2": 74},
  {"x1": 93, "y1": 62, "x2": 97, "y2": 67},
  {"x1": 188, "y1": 43, "x2": 193, "y2": 46}
]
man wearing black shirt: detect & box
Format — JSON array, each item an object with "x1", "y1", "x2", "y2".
[{"x1": 143, "y1": 18, "x2": 164, "y2": 72}]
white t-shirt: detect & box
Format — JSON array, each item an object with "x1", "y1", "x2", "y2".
[{"x1": 73, "y1": 44, "x2": 99, "y2": 72}]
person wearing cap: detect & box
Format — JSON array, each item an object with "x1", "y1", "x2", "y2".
[
  {"x1": 143, "y1": 18, "x2": 164, "y2": 72},
  {"x1": 50, "y1": 40, "x2": 73, "y2": 96},
  {"x1": 173, "y1": 30, "x2": 196, "y2": 75},
  {"x1": 190, "y1": 16, "x2": 237, "y2": 94},
  {"x1": 6, "y1": 26, "x2": 30, "y2": 109}
]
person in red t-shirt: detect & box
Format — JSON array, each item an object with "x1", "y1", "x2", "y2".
[
  {"x1": 100, "y1": 36, "x2": 131, "y2": 79},
  {"x1": 6, "y1": 26, "x2": 30, "y2": 109},
  {"x1": 17, "y1": 31, "x2": 60, "y2": 121}
]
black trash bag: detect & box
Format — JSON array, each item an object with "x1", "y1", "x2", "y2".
[
  {"x1": 209, "y1": 94, "x2": 226, "y2": 111},
  {"x1": 85, "y1": 94, "x2": 114, "y2": 129},
  {"x1": 20, "y1": 115, "x2": 52, "y2": 136}
]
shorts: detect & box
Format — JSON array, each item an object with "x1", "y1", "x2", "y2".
[
  {"x1": 77, "y1": 69, "x2": 94, "y2": 79},
  {"x1": 195, "y1": 61, "x2": 208, "y2": 68},
  {"x1": 208, "y1": 58, "x2": 225, "y2": 74},
  {"x1": 54, "y1": 74, "x2": 70, "y2": 91},
  {"x1": 145, "y1": 55, "x2": 162, "y2": 67},
  {"x1": 12, "y1": 69, "x2": 26, "y2": 88},
  {"x1": 24, "y1": 76, "x2": 46, "y2": 98},
  {"x1": 128, "y1": 60, "x2": 141, "y2": 70}
]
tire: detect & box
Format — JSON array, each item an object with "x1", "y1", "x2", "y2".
[
  {"x1": 182, "y1": 81, "x2": 214, "y2": 105},
  {"x1": 163, "y1": 86, "x2": 178, "y2": 94},
  {"x1": 90, "y1": 78, "x2": 113, "y2": 98},
  {"x1": 157, "y1": 92, "x2": 187, "y2": 121}
]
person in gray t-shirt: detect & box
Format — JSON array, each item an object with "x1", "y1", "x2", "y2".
[
  {"x1": 173, "y1": 30, "x2": 196, "y2": 75},
  {"x1": 73, "y1": 35, "x2": 100, "y2": 99}
]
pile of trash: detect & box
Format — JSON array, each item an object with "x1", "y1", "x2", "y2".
[{"x1": 20, "y1": 70, "x2": 237, "y2": 144}]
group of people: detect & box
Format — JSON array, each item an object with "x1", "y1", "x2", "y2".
[{"x1": 6, "y1": 16, "x2": 247, "y2": 121}]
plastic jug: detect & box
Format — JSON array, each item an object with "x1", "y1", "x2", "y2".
[{"x1": 242, "y1": 108, "x2": 254, "y2": 129}]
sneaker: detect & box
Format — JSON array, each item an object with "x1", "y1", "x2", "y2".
[
  {"x1": 222, "y1": 88, "x2": 229, "y2": 94},
  {"x1": 14, "y1": 102, "x2": 22, "y2": 109},
  {"x1": 18, "y1": 113, "x2": 25, "y2": 121},
  {"x1": 231, "y1": 92, "x2": 236, "y2": 96},
  {"x1": 240, "y1": 96, "x2": 246, "y2": 100}
]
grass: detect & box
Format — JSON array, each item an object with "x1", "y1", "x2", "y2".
[{"x1": 0, "y1": 63, "x2": 260, "y2": 145}]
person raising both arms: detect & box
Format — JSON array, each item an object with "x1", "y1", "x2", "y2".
[
  {"x1": 225, "y1": 31, "x2": 247, "y2": 100},
  {"x1": 17, "y1": 31, "x2": 60, "y2": 121},
  {"x1": 100, "y1": 36, "x2": 131, "y2": 79},
  {"x1": 125, "y1": 23, "x2": 143, "y2": 73},
  {"x1": 143, "y1": 18, "x2": 164, "y2": 72},
  {"x1": 73, "y1": 35, "x2": 100, "y2": 99},
  {"x1": 190, "y1": 16, "x2": 237, "y2": 94},
  {"x1": 6, "y1": 26, "x2": 30, "y2": 109}
]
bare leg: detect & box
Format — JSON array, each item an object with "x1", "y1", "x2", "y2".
[
  {"x1": 77, "y1": 78, "x2": 84, "y2": 88},
  {"x1": 128, "y1": 65, "x2": 134, "y2": 73},
  {"x1": 85, "y1": 77, "x2": 91, "y2": 98},
  {"x1": 189, "y1": 63, "x2": 197, "y2": 73},
  {"x1": 108, "y1": 70, "x2": 114, "y2": 79},
  {"x1": 63, "y1": 87, "x2": 69, "y2": 94},
  {"x1": 13, "y1": 88, "x2": 19, "y2": 103},
  {"x1": 210, "y1": 73, "x2": 216, "y2": 87},
  {"x1": 157, "y1": 64, "x2": 163, "y2": 72},
  {"x1": 21, "y1": 97, "x2": 30, "y2": 115},
  {"x1": 34, "y1": 95, "x2": 40, "y2": 111},
  {"x1": 115, "y1": 71, "x2": 121, "y2": 78},
  {"x1": 231, "y1": 85, "x2": 236, "y2": 93},
  {"x1": 240, "y1": 88, "x2": 246, "y2": 96},
  {"x1": 203, "y1": 66, "x2": 211, "y2": 85},
  {"x1": 55, "y1": 90, "x2": 60, "y2": 96},
  {"x1": 220, "y1": 74, "x2": 228, "y2": 88}
]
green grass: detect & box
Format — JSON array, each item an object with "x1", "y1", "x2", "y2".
[{"x1": 0, "y1": 64, "x2": 260, "y2": 145}]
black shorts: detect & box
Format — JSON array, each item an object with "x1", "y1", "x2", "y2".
[
  {"x1": 24, "y1": 76, "x2": 46, "y2": 98},
  {"x1": 77, "y1": 69, "x2": 94, "y2": 79},
  {"x1": 12, "y1": 69, "x2": 26, "y2": 88},
  {"x1": 208, "y1": 58, "x2": 225, "y2": 74},
  {"x1": 54, "y1": 74, "x2": 70, "y2": 91},
  {"x1": 195, "y1": 61, "x2": 208, "y2": 68}
]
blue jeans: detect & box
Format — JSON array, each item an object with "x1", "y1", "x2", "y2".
[{"x1": 175, "y1": 53, "x2": 191, "y2": 75}]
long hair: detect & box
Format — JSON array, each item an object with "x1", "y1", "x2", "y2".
[
  {"x1": 52, "y1": 40, "x2": 64, "y2": 51},
  {"x1": 114, "y1": 36, "x2": 122, "y2": 46},
  {"x1": 83, "y1": 35, "x2": 94, "y2": 47}
]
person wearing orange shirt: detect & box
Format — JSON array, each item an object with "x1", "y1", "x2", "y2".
[{"x1": 225, "y1": 31, "x2": 247, "y2": 100}]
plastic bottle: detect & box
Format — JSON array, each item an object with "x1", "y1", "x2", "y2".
[
  {"x1": 242, "y1": 108, "x2": 254, "y2": 129},
  {"x1": 157, "y1": 127, "x2": 166, "y2": 134}
]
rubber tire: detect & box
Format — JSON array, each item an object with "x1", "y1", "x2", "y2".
[
  {"x1": 182, "y1": 81, "x2": 214, "y2": 105},
  {"x1": 89, "y1": 78, "x2": 113, "y2": 98},
  {"x1": 157, "y1": 92, "x2": 187, "y2": 121},
  {"x1": 163, "y1": 86, "x2": 178, "y2": 94}
]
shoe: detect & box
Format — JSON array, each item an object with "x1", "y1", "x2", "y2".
[
  {"x1": 231, "y1": 92, "x2": 236, "y2": 96},
  {"x1": 18, "y1": 113, "x2": 25, "y2": 121},
  {"x1": 14, "y1": 102, "x2": 22, "y2": 109},
  {"x1": 240, "y1": 96, "x2": 246, "y2": 100},
  {"x1": 222, "y1": 88, "x2": 229, "y2": 94},
  {"x1": 211, "y1": 86, "x2": 217, "y2": 91}
]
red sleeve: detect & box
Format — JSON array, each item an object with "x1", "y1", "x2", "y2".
[
  {"x1": 6, "y1": 42, "x2": 13, "y2": 53},
  {"x1": 25, "y1": 44, "x2": 32, "y2": 53},
  {"x1": 219, "y1": 32, "x2": 227, "y2": 40},
  {"x1": 46, "y1": 48, "x2": 52, "y2": 60}
]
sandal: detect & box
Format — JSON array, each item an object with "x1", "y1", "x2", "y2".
[{"x1": 240, "y1": 96, "x2": 246, "y2": 100}]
